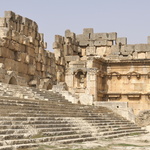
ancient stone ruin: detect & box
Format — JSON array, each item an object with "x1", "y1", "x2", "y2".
[
  {"x1": 0, "y1": 11, "x2": 56, "y2": 89},
  {"x1": 1, "y1": 11, "x2": 150, "y2": 117},
  {"x1": 0, "y1": 11, "x2": 149, "y2": 149}
]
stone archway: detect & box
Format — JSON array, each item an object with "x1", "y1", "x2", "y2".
[{"x1": 9, "y1": 76, "x2": 17, "y2": 85}]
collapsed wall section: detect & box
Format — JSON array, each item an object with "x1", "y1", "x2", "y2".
[{"x1": 0, "y1": 11, "x2": 56, "y2": 88}]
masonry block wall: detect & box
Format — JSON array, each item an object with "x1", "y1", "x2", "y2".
[
  {"x1": 54, "y1": 28, "x2": 150, "y2": 114},
  {"x1": 0, "y1": 11, "x2": 56, "y2": 88},
  {"x1": 1, "y1": 11, "x2": 150, "y2": 115}
]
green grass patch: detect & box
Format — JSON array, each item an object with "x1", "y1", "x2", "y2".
[
  {"x1": 31, "y1": 132, "x2": 44, "y2": 139},
  {"x1": 113, "y1": 143, "x2": 143, "y2": 147},
  {"x1": 129, "y1": 132, "x2": 142, "y2": 136}
]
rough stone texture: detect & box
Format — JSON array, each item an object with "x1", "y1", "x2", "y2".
[
  {"x1": 0, "y1": 11, "x2": 56, "y2": 89},
  {"x1": 136, "y1": 110, "x2": 150, "y2": 126},
  {"x1": 1, "y1": 11, "x2": 150, "y2": 123},
  {"x1": 53, "y1": 27, "x2": 150, "y2": 120}
]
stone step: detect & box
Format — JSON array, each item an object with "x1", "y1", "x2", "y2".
[
  {"x1": 42, "y1": 130, "x2": 77, "y2": 136},
  {"x1": 7, "y1": 112, "x2": 116, "y2": 118},
  {"x1": 0, "y1": 117, "x2": 129, "y2": 124},
  {"x1": 0, "y1": 136, "x2": 96, "y2": 150},
  {"x1": 101, "y1": 128, "x2": 146, "y2": 136},
  {"x1": 102, "y1": 130, "x2": 147, "y2": 139},
  {"x1": 56, "y1": 136, "x2": 96, "y2": 144},
  {"x1": 0, "y1": 146, "x2": 12, "y2": 150},
  {"x1": 0, "y1": 120, "x2": 134, "y2": 129},
  {"x1": 2, "y1": 133, "x2": 93, "y2": 146}
]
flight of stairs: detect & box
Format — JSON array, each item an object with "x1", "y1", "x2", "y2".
[{"x1": 0, "y1": 83, "x2": 147, "y2": 150}]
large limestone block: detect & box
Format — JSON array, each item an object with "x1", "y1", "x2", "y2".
[
  {"x1": 119, "y1": 55, "x2": 132, "y2": 59},
  {"x1": 0, "y1": 47, "x2": 15, "y2": 59},
  {"x1": 34, "y1": 39, "x2": 39, "y2": 47},
  {"x1": 0, "y1": 18, "x2": 6, "y2": 27},
  {"x1": 15, "y1": 52, "x2": 22, "y2": 61},
  {"x1": 40, "y1": 33, "x2": 44, "y2": 42},
  {"x1": 64, "y1": 37, "x2": 72, "y2": 44},
  {"x1": 39, "y1": 47, "x2": 44, "y2": 54},
  {"x1": 9, "y1": 40, "x2": 21, "y2": 51},
  {"x1": 30, "y1": 56, "x2": 36, "y2": 65},
  {"x1": 65, "y1": 30, "x2": 76, "y2": 39},
  {"x1": 53, "y1": 42, "x2": 60, "y2": 49},
  {"x1": 135, "y1": 44, "x2": 150, "y2": 52},
  {"x1": 22, "y1": 17, "x2": 32, "y2": 27},
  {"x1": 65, "y1": 56, "x2": 80, "y2": 62},
  {"x1": 55, "y1": 35, "x2": 64, "y2": 43},
  {"x1": 83, "y1": 28, "x2": 94, "y2": 40},
  {"x1": 20, "y1": 52, "x2": 26, "y2": 62},
  {"x1": 132, "y1": 52, "x2": 138, "y2": 59},
  {"x1": 46, "y1": 58, "x2": 51, "y2": 65},
  {"x1": 54, "y1": 48, "x2": 61, "y2": 58},
  {"x1": 94, "y1": 39, "x2": 112, "y2": 46},
  {"x1": 146, "y1": 52, "x2": 150, "y2": 59},
  {"x1": 96, "y1": 47, "x2": 107, "y2": 56},
  {"x1": 28, "y1": 65, "x2": 36, "y2": 75},
  {"x1": 28, "y1": 36, "x2": 34, "y2": 44},
  {"x1": 107, "y1": 32, "x2": 117, "y2": 40},
  {"x1": 35, "y1": 47, "x2": 39, "y2": 54},
  {"x1": 121, "y1": 45, "x2": 134, "y2": 55},
  {"x1": 4, "y1": 58, "x2": 18, "y2": 71},
  {"x1": 137, "y1": 52, "x2": 146, "y2": 59},
  {"x1": 83, "y1": 28, "x2": 94, "y2": 34},
  {"x1": 26, "y1": 47, "x2": 35, "y2": 57},
  {"x1": 18, "y1": 62, "x2": 28, "y2": 74},
  {"x1": 79, "y1": 40, "x2": 89, "y2": 46},
  {"x1": 36, "y1": 62, "x2": 42, "y2": 71},
  {"x1": 0, "y1": 58, "x2": 5, "y2": 64},
  {"x1": 15, "y1": 14, "x2": 23, "y2": 23},
  {"x1": 11, "y1": 30, "x2": 19, "y2": 41},
  {"x1": 5, "y1": 18, "x2": 17, "y2": 30},
  {"x1": 23, "y1": 36, "x2": 30, "y2": 45},
  {"x1": 110, "y1": 45, "x2": 120, "y2": 53},
  {"x1": 44, "y1": 42, "x2": 47, "y2": 49},
  {"x1": 4, "y1": 11, "x2": 15, "y2": 20},
  {"x1": 0, "y1": 27, "x2": 11, "y2": 39},
  {"x1": 42, "y1": 64, "x2": 46, "y2": 72},
  {"x1": 25, "y1": 55, "x2": 30, "y2": 64},
  {"x1": 116, "y1": 37, "x2": 127, "y2": 45},
  {"x1": 86, "y1": 46, "x2": 96, "y2": 56},
  {"x1": 94, "y1": 32, "x2": 117, "y2": 41}
]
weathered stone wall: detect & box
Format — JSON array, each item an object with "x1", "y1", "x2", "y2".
[
  {"x1": 0, "y1": 11, "x2": 56, "y2": 88},
  {"x1": 0, "y1": 10, "x2": 150, "y2": 116},
  {"x1": 53, "y1": 28, "x2": 150, "y2": 115}
]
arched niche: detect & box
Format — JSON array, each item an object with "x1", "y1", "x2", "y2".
[
  {"x1": 9, "y1": 76, "x2": 17, "y2": 85},
  {"x1": 74, "y1": 70, "x2": 86, "y2": 88}
]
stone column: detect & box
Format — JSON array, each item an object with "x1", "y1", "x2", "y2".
[{"x1": 87, "y1": 68, "x2": 99, "y2": 101}]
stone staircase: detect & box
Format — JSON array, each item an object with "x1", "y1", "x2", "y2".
[{"x1": 0, "y1": 83, "x2": 147, "y2": 149}]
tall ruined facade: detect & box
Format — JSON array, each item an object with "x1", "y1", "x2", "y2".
[
  {"x1": 54, "y1": 28, "x2": 150, "y2": 115},
  {"x1": 0, "y1": 11, "x2": 56, "y2": 89},
  {"x1": 0, "y1": 11, "x2": 150, "y2": 116}
]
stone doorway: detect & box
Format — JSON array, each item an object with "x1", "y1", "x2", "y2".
[{"x1": 9, "y1": 76, "x2": 17, "y2": 85}]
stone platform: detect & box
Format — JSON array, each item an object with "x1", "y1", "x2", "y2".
[{"x1": 0, "y1": 83, "x2": 147, "y2": 150}]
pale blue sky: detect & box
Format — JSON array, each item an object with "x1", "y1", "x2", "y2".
[{"x1": 0, "y1": 0, "x2": 150, "y2": 51}]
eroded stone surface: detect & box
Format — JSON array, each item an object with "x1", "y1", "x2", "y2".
[{"x1": 0, "y1": 11, "x2": 150, "y2": 125}]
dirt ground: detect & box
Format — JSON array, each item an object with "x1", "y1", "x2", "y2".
[{"x1": 29, "y1": 133, "x2": 150, "y2": 150}]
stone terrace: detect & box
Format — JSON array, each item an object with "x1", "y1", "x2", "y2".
[{"x1": 0, "y1": 83, "x2": 147, "y2": 150}]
